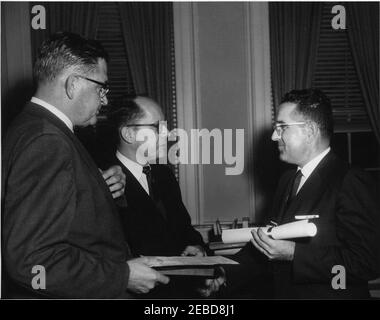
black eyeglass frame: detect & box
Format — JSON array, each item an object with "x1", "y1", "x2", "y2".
[
  {"x1": 76, "y1": 75, "x2": 110, "y2": 97},
  {"x1": 126, "y1": 122, "x2": 160, "y2": 131}
]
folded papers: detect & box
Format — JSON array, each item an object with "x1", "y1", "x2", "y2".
[
  {"x1": 157, "y1": 267, "x2": 217, "y2": 277},
  {"x1": 149, "y1": 256, "x2": 238, "y2": 277},
  {"x1": 222, "y1": 219, "x2": 317, "y2": 244},
  {"x1": 149, "y1": 255, "x2": 238, "y2": 267}
]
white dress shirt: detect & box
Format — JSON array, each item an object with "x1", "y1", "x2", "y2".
[
  {"x1": 296, "y1": 147, "x2": 331, "y2": 194},
  {"x1": 116, "y1": 150, "x2": 150, "y2": 195},
  {"x1": 31, "y1": 97, "x2": 74, "y2": 132}
]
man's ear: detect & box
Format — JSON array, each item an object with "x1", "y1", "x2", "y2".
[
  {"x1": 65, "y1": 74, "x2": 77, "y2": 100},
  {"x1": 120, "y1": 126, "x2": 135, "y2": 144},
  {"x1": 305, "y1": 121, "x2": 318, "y2": 142}
]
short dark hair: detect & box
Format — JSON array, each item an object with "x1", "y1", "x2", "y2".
[
  {"x1": 107, "y1": 95, "x2": 146, "y2": 131},
  {"x1": 33, "y1": 31, "x2": 109, "y2": 84},
  {"x1": 281, "y1": 88, "x2": 334, "y2": 139}
]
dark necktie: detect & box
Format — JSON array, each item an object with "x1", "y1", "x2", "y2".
[
  {"x1": 142, "y1": 165, "x2": 153, "y2": 197},
  {"x1": 278, "y1": 169, "x2": 303, "y2": 223},
  {"x1": 288, "y1": 169, "x2": 303, "y2": 203},
  {"x1": 142, "y1": 165, "x2": 167, "y2": 220}
]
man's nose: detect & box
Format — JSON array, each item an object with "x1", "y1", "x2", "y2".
[{"x1": 271, "y1": 129, "x2": 280, "y2": 141}]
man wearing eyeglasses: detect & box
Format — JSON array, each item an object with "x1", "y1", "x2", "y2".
[
  {"x1": 2, "y1": 32, "x2": 169, "y2": 298},
  {"x1": 201, "y1": 88, "x2": 379, "y2": 299},
  {"x1": 108, "y1": 96, "x2": 207, "y2": 257},
  {"x1": 105, "y1": 96, "x2": 208, "y2": 297}
]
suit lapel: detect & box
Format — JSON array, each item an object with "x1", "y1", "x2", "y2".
[
  {"x1": 279, "y1": 152, "x2": 337, "y2": 224},
  {"x1": 282, "y1": 172, "x2": 324, "y2": 223},
  {"x1": 117, "y1": 158, "x2": 166, "y2": 220}
]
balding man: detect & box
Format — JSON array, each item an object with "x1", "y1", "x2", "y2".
[
  {"x1": 108, "y1": 96, "x2": 207, "y2": 258},
  {"x1": 105, "y1": 96, "x2": 208, "y2": 298}
]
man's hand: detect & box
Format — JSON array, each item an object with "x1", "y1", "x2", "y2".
[
  {"x1": 126, "y1": 257, "x2": 170, "y2": 294},
  {"x1": 197, "y1": 267, "x2": 226, "y2": 298},
  {"x1": 250, "y1": 228, "x2": 295, "y2": 261},
  {"x1": 181, "y1": 245, "x2": 206, "y2": 257},
  {"x1": 100, "y1": 166, "x2": 126, "y2": 199}
]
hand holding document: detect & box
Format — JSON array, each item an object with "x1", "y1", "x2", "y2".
[{"x1": 222, "y1": 219, "x2": 317, "y2": 244}]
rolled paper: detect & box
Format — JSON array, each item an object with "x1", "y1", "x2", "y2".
[
  {"x1": 222, "y1": 227, "x2": 264, "y2": 243},
  {"x1": 269, "y1": 220, "x2": 317, "y2": 239},
  {"x1": 221, "y1": 220, "x2": 317, "y2": 244}
]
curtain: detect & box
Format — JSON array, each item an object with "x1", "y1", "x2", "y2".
[
  {"x1": 269, "y1": 2, "x2": 323, "y2": 111},
  {"x1": 346, "y1": 3, "x2": 380, "y2": 145},
  {"x1": 118, "y1": 2, "x2": 176, "y2": 130},
  {"x1": 30, "y1": 2, "x2": 99, "y2": 63}
]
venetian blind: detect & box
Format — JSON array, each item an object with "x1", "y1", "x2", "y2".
[
  {"x1": 96, "y1": 1, "x2": 135, "y2": 116},
  {"x1": 312, "y1": 3, "x2": 369, "y2": 132}
]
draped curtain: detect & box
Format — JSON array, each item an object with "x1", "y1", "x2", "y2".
[
  {"x1": 346, "y1": 3, "x2": 380, "y2": 145},
  {"x1": 118, "y1": 2, "x2": 175, "y2": 130},
  {"x1": 30, "y1": 2, "x2": 176, "y2": 129},
  {"x1": 269, "y1": 3, "x2": 323, "y2": 112},
  {"x1": 30, "y1": 2, "x2": 99, "y2": 63}
]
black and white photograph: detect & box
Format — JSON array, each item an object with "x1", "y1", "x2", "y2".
[{"x1": 1, "y1": 0, "x2": 380, "y2": 307}]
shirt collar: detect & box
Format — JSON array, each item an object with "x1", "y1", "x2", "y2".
[
  {"x1": 31, "y1": 97, "x2": 74, "y2": 132},
  {"x1": 116, "y1": 150, "x2": 143, "y2": 181},
  {"x1": 298, "y1": 147, "x2": 331, "y2": 179}
]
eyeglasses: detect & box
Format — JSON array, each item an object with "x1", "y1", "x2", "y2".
[
  {"x1": 273, "y1": 122, "x2": 306, "y2": 136},
  {"x1": 127, "y1": 121, "x2": 169, "y2": 136},
  {"x1": 127, "y1": 121, "x2": 160, "y2": 131},
  {"x1": 77, "y1": 75, "x2": 110, "y2": 98}
]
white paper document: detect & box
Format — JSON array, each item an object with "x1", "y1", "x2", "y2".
[
  {"x1": 147, "y1": 255, "x2": 239, "y2": 267},
  {"x1": 222, "y1": 219, "x2": 317, "y2": 244}
]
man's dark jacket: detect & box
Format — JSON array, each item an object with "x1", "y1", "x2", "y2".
[
  {"x1": 2, "y1": 102, "x2": 133, "y2": 298},
  {"x1": 226, "y1": 152, "x2": 380, "y2": 299},
  {"x1": 112, "y1": 158, "x2": 206, "y2": 257}
]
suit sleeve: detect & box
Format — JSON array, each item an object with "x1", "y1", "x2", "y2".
[
  {"x1": 3, "y1": 134, "x2": 130, "y2": 298},
  {"x1": 293, "y1": 169, "x2": 380, "y2": 284},
  {"x1": 165, "y1": 167, "x2": 206, "y2": 248}
]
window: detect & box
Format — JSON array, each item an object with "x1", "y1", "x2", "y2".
[
  {"x1": 96, "y1": 2, "x2": 135, "y2": 119},
  {"x1": 312, "y1": 3, "x2": 380, "y2": 179}
]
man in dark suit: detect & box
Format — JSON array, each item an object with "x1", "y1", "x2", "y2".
[
  {"x1": 202, "y1": 88, "x2": 380, "y2": 299},
  {"x1": 2, "y1": 32, "x2": 169, "y2": 298},
  {"x1": 107, "y1": 96, "x2": 207, "y2": 258},
  {"x1": 105, "y1": 96, "x2": 208, "y2": 298}
]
